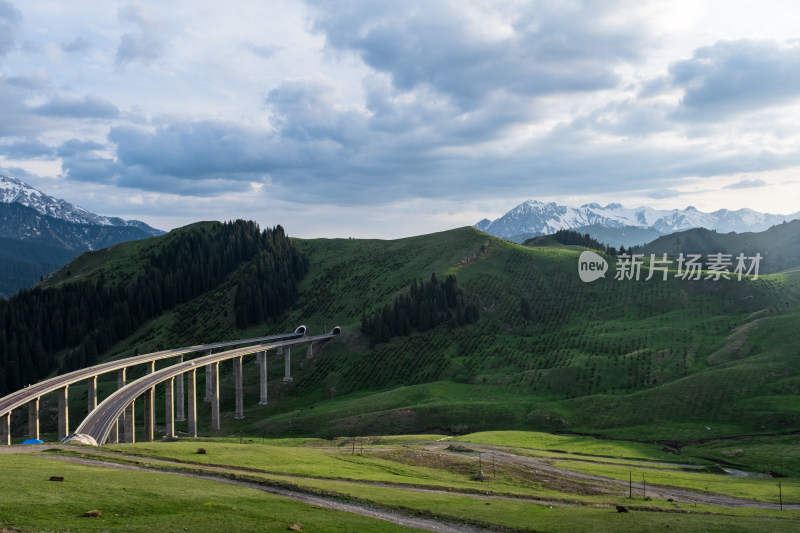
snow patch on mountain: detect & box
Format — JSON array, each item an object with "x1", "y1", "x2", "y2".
[{"x1": 0, "y1": 174, "x2": 161, "y2": 235}]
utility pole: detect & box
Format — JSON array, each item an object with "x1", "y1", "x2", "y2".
[
  {"x1": 779, "y1": 482, "x2": 783, "y2": 511},
  {"x1": 642, "y1": 473, "x2": 647, "y2": 499},
  {"x1": 629, "y1": 471, "x2": 632, "y2": 499}
]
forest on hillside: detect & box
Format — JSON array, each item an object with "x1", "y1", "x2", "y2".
[
  {"x1": 360, "y1": 273, "x2": 479, "y2": 345},
  {"x1": 0, "y1": 220, "x2": 308, "y2": 396}
]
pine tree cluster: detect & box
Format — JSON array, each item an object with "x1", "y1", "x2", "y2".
[
  {"x1": 360, "y1": 273, "x2": 479, "y2": 345},
  {"x1": 0, "y1": 220, "x2": 308, "y2": 396},
  {"x1": 233, "y1": 226, "x2": 309, "y2": 328},
  {"x1": 552, "y1": 229, "x2": 618, "y2": 256}
]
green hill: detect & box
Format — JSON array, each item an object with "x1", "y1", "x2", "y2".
[
  {"x1": 0, "y1": 220, "x2": 308, "y2": 393},
  {"x1": 256, "y1": 228, "x2": 799, "y2": 441},
  {"x1": 4, "y1": 222, "x2": 800, "y2": 445},
  {"x1": 635, "y1": 219, "x2": 800, "y2": 274}
]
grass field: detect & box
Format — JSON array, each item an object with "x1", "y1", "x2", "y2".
[
  {"x1": 681, "y1": 433, "x2": 800, "y2": 478},
  {"x1": 1, "y1": 432, "x2": 797, "y2": 533},
  {"x1": 452, "y1": 430, "x2": 687, "y2": 462},
  {"x1": 0, "y1": 453, "x2": 417, "y2": 533}
]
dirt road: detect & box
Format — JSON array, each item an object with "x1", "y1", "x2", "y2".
[
  {"x1": 429, "y1": 443, "x2": 800, "y2": 511},
  {"x1": 40, "y1": 452, "x2": 499, "y2": 533}
]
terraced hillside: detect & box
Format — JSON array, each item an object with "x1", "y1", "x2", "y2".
[{"x1": 245, "y1": 229, "x2": 800, "y2": 442}]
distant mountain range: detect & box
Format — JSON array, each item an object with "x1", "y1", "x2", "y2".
[
  {"x1": 0, "y1": 175, "x2": 164, "y2": 298},
  {"x1": 475, "y1": 200, "x2": 800, "y2": 247}
]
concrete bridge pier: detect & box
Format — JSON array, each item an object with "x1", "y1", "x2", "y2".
[
  {"x1": 111, "y1": 368, "x2": 127, "y2": 444},
  {"x1": 175, "y1": 355, "x2": 185, "y2": 422},
  {"x1": 87, "y1": 376, "x2": 97, "y2": 413},
  {"x1": 124, "y1": 400, "x2": 135, "y2": 443},
  {"x1": 257, "y1": 351, "x2": 268, "y2": 405},
  {"x1": 234, "y1": 356, "x2": 244, "y2": 419},
  {"x1": 1, "y1": 411, "x2": 10, "y2": 445},
  {"x1": 187, "y1": 368, "x2": 197, "y2": 438},
  {"x1": 306, "y1": 343, "x2": 313, "y2": 359},
  {"x1": 165, "y1": 376, "x2": 175, "y2": 438},
  {"x1": 144, "y1": 389, "x2": 154, "y2": 442},
  {"x1": 210, "y1": 362, "x2": 220, "y2": 431},
  {"x1": 144, "y1": 361, "x2": 155, "y2": 442},
  {"x1": 283, "y1": 346, "x2": 293, "y2": 382},
  {"x1": 203, "y1": 349, "x2": 213, "y2": 402},
  {"x1": 28, "y1": 398, "x2": 39, "y2": 440},
  {"x1": 57, "y1": 386, "x2": 69, "y2": 441}
]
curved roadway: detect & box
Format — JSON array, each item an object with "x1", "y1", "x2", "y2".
[
  {"x1": 76, "y1": 332, "x2": 339, "y2": 444},
  {"x1": 0, "y1": 331, "x2": 305, "y2": 419}
]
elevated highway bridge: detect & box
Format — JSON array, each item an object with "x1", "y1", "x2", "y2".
[{"x1": 0, "y1": 326, "x2": 339, "y2": 445}]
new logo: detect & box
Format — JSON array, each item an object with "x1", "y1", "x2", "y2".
[{"x1": 578, "y1": 251, "x2": 608, "y2": 283}]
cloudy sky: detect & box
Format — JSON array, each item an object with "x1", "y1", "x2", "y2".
[{"x1": 1, "y1": 0, "x2": 800, "y2": 238}]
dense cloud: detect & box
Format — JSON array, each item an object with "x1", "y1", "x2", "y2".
[
  {"x1": 1, "y1": 1, "x2": 799, "y2": 234},
  {"x1": 77, "y1": 110, "x2": 793, "y2": 206},
  {"x1": 267, "y1": 78, "x2": 368, "y2": 144},
  {"x1": 0, "y1": 82, "x2": 49, "y2": 136},
  {"x1": 61, "y1": 150, "x2": 258, "y2": 197},
  {"x1": 1, "y1": 138, "x2": 54, "y2": 159},
  {"x1": 109, "y1": 121, "x2": 289, "y2": 178},
  {"x1": 6, "y1": 71, "x2": 51, "y2": 91},
  {"x1": 115, "y1": 2, "x2": 164, "y2": 68},
  {"x1": 56, "y1": 139, "x2": 106, "y2": 158},
  {"x1": 670, "y1": 39, "x2": 800, "y2": 121},
  {"x1": 33, "y1": 94, "x2": 119, "y2": 118},
  {"x1": 305, "y1": 0, "x2": 646, "y2": 108},
  {"x1": 724, "y1": 179, "x2": 768, "y2": 190},
  {"x1": 62, "y1": 36, "x2": 91, "y2": 53},
  {"x1": 0, "y1": 0, "x2": 21, "y2": 57},
  {"x1": 247, "y1": 43, "x2": 279, "y2": 59}
]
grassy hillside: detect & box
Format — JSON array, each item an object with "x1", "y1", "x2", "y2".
[
  {"x1": 13, "y1": 223, "x2": 800, "y2": 447},
  {"x1": 636, "y1": 219, "x2": 800, "y2": 274},
  {"x1": 41, "y1": 220, "x2": 222, "y2": 288},
  {"x1": 268, "y1": 228, "x2": 799, "y2": 441}
]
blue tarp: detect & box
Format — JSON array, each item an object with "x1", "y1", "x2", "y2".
[{"x1": 20, "y1": 439, "x2": 44, "y2": 444}]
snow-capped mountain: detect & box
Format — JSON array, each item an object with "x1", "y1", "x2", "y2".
[
  {"x1": 0, "y1": 174, "x2": 165, "y2": 298},
  {"x1": 0, "y1": 174, "x2": 161, "y2": 234},
  {"x1": 475, "y1": 200, "x2": 800, "y2": 245}
]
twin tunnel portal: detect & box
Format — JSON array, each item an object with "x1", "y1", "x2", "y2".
[{"x1": 0, "y1": 326, "x2": 341, "y2": 446}]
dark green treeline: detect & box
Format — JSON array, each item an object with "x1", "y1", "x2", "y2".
[
  {"x1": 361, "y1": 273, "x2": 479, "y2": 346},
  {"x1": 0, "y1": 220, "x2": 308, "y2": 396},
  {"x1": 552, "y1": 229, "x2": 618, "y2": 256}
]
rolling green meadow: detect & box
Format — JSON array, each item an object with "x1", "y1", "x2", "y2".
[
  {"x1": 3, "y1": 222, "x2": 800, "y2": 531},
  {"x1": 1, "y1": 432, "x2": 798, "y2": 532}
]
